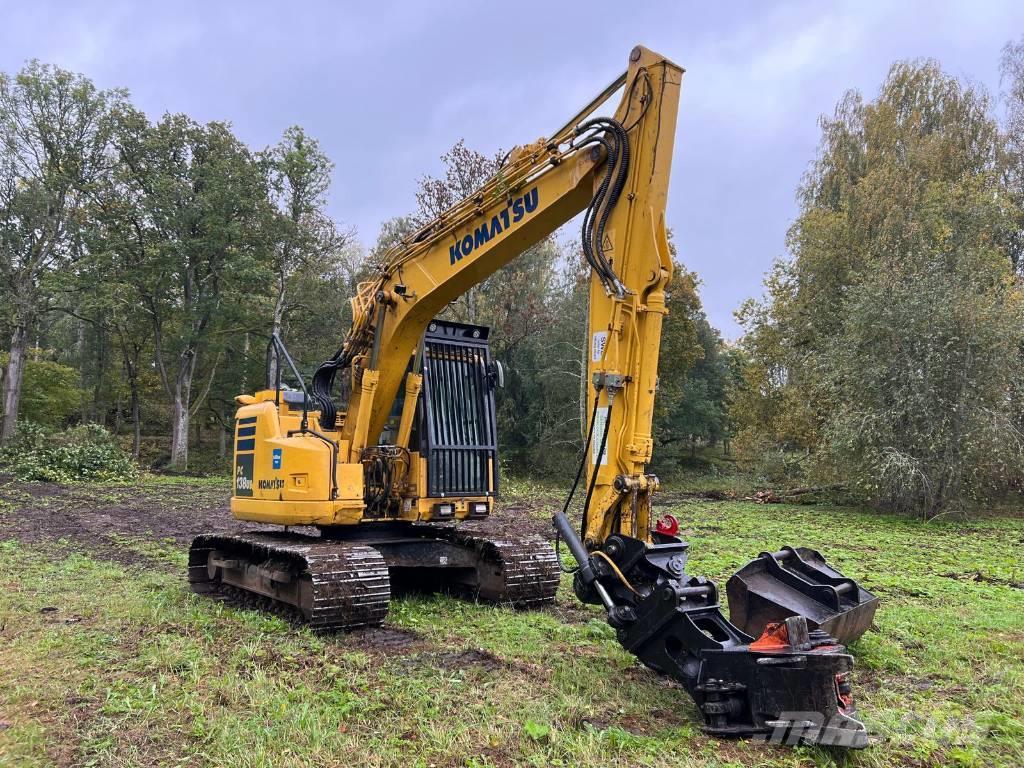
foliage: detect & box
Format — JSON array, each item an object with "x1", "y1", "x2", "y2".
[
  {"x1": 0, "y1": 353, "x2": 81, "y2": 428},
  {"x1": 0, "y1": 61, "x2": 127, "y2": 440},
  {"x1": 0, "y1": 422, "x2": 138, "y2": 482},
  {"x1": 733, "y1": 58, "x2": 1024, "y2": 516},
  {"x1": 264, "y1": 126, "x2": 351, "y2": 381},
  {"x1": 112, "y1": 110, "x2": 276, "y2": 469}
]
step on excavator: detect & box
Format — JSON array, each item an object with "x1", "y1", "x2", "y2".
[{"x1": 190, "y1": 45, "x2": 879, "y2": 748}]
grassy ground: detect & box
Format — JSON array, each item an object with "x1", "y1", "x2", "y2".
[{"x1": 0, "y1": 475, "x2": 1022, "y2": 767}]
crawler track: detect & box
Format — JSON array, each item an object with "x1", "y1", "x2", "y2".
[
  {"x1": 189, "y1": 532, "x2": 390, "y2": 631},
  {"x1": 188, "y1": 526, "x2": 559, "y2": 630},
  {"x1": 444, "y1": 529, "x2": 561, "y2": 608}
]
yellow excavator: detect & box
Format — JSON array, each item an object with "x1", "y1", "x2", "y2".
[{"x1": 190, "y1": 46, "x2": 878, "y2": 748}]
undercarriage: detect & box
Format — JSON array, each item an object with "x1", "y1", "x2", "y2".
[{"x1": 188, "y1": 523, "x2": 560, "y2": 631}]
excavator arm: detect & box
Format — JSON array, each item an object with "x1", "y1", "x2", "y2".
[
  {"x1": 299, "y1": 45, "x2": 876, "y2": 748},
  {"x1": 318, "y1": 47, "x2": 677, "y2": 547}
]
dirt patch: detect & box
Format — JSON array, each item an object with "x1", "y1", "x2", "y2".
[
  {"x1": 0, "y1": 477, "x2": 563, "y2": 566},
  {"x1": 434, "y1": 647, "x2": 507, "y2": 671},
  {"x1": 0, "y1": 476, "x2": 268, "y2": 566},
  {"x1": 344, "y1": 626, "x2": 422, "y2": 653},
  {"x1": 546, "y1": 600, "x2": 602, "y2": 625},
  {"x1": 399, "y1": 646, "x2": 512, "y2": 674}
]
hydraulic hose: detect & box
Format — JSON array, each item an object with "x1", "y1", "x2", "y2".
[
  {"x1": 575, "y1": 117, "x2": 630, "y2": 296},
  {"x1": 553, "y1": 391, "x2": 601, "y2": 573}
]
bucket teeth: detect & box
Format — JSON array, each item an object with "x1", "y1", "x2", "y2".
[{"x1": 726, "y1": 546, "x2": 879, "y2": 645}]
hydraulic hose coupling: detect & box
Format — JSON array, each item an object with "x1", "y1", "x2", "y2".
[
  {"x1": 612, "y1": 474, "x2": 660, "y2": 493},
  {"x1": 374, "y1": 289, "x2": 398, "y2": 307}
]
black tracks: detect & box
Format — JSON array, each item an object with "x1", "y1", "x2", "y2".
[
  {"x1": 442, "y1": 528, "x2": 561, "y2": 608},
  {"x1": 189, "y1": 532, "x2": 390, "y2": 631},
  {"x1": 188, "y1": 527, "x2": 560, "y2": 631}
]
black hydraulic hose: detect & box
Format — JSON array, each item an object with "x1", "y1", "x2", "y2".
[
  {"x1": 311, "y1": 361, "x2": 339, "y2": 428},
  {"x1": 576, "y1": 117, "x2": 630, "y2": 295},
  {"x1": 311, "y1": 339, "x2": 352, "y2": 430},
  {"x1": 592, "y1": 121, "x2": 629, "y2": 295},
  {"x1": 576, "y1": 123, "x2": 617, "y2": 277},
  {"x1": 553, "y1": 391, "x2": 601, "y2": 573},
  {"x1": 576, "y1": 132, "x2": 617, "y2": 288}
]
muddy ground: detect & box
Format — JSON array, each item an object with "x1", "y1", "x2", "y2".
[
  {"x1": 0, "y1": 476, "x2": 609, "y2": 634},
  {"x1": 0, "y1": 475, "x2": 560, "y2": 567}
]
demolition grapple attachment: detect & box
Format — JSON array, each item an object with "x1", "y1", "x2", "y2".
[
  {"x1": 727, "y1": 547, "x2": 879, "y2": 645},
  {"x1": 553, "y1": 514, "x2": 874, "y2": 748}
]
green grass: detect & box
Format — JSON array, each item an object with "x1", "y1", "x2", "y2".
[{"x1": 0, "y1": 480, "x2": 1022, "y2": 767}]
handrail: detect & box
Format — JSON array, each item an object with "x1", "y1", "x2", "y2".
[
  {"x1": 266, "y1": 332, "x2": 312, "y2": 432},
  {"x1": 267, "y1": 332, "x2": 339, "y2": 499}
]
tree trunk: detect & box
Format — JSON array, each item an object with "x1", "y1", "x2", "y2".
[
  {"x1": 169, "y1": 353, "x2": 196, "y2": 471},
  {"x1": 131, "y1": 385, "x2": 141, "y2": 459},
  {"x1": 1, "y1": 324, "x2": 29, "y2": 442},
  {"x1": 77, "y1": 319, "x2": 88, "y2": 422},
  {"x1": 92, "y1": 322, "x2": 108, "y2": 426},
  {"x1": 241, "y1": 333, "x2": 250, "y2": 393},
  {"x1": 267, "y1": 276, "x2": 286, "y2": 389},
  {"x1": 170, "y1": 395, "x2": 189, "y2": 470},
  {"x1": 219, "y1": 410, "x2": 228, "y2": 459},
  {"x1": 123, "y1": 350, "x2": 143, "y2": 459}
]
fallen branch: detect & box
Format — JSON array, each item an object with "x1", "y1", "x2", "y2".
[{"x1": 745, "y1": 485, "x2": 845, "y2": 504}]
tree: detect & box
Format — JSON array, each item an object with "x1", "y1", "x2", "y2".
[
  {"x1": 264, "y1": 126, "x2": 350, "y2": 385},
  {"x1": 0, "y1": 352, "x2": 80, "y2": 427},
  {"x1": 114, "y1": 110, "x2": 274, "y2": 469},
  {"x1": 735, "y1": 59, "x2": 1024, "y2": 515},
  {"x1": 80, "y1": 160, "x2": 155, "y2": 457},
  {"x1": 0, "y1": 62, "x2": 125, "y2": 441},
  {"x1": 999, "y1": 36, "x2": 1024, "y2": 273},
  {"x1": 650, "y1": 264, "x2": 702, "y2": 457}
]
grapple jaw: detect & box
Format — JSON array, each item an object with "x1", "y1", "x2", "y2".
[
  {"x1": 554, "y1": 516, "x2": 873, "y2": 748},
  {"x1": 726, "y1": 546, "x2": 879, "y2": 645}
]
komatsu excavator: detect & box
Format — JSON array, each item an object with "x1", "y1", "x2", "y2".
[{"x1": 190, "y1": 46, "x2": 878, "y2": 748}]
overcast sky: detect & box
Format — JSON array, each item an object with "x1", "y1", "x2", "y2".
[{"x1": 2, "y1": 0, "x2": 1022, "y2": 336}]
